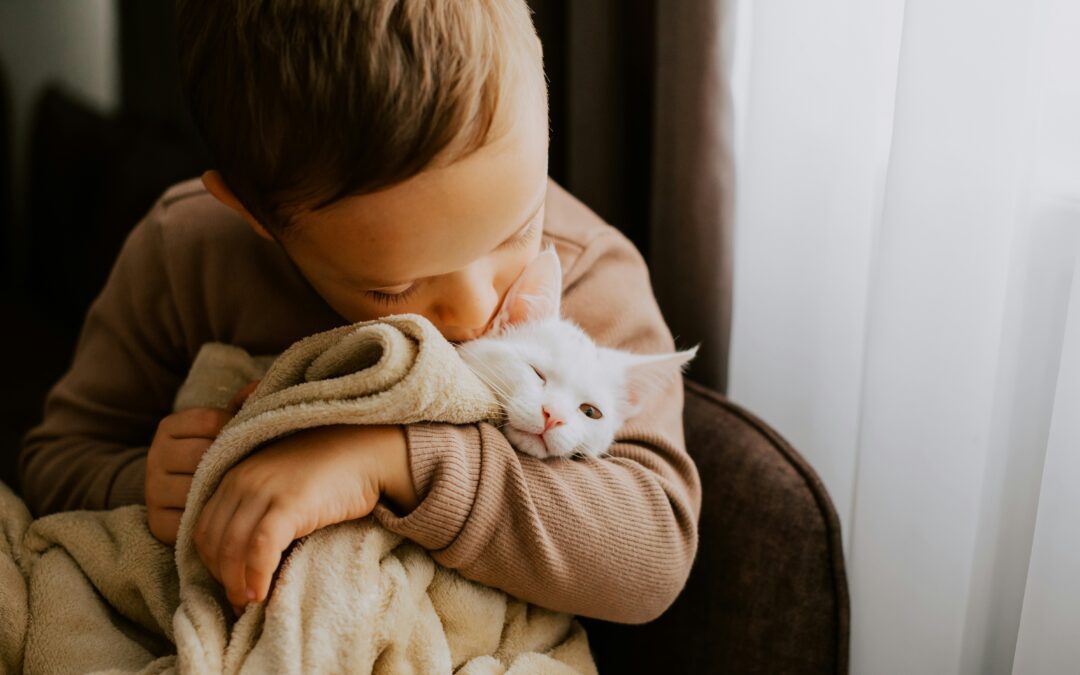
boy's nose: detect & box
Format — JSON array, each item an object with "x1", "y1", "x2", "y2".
[{"x1": 435, "y1": 266, "x2": 500, "y2": 340}]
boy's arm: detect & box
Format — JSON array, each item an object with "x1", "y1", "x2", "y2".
[
  {"x1": 371, "y1": 229, "x2": 703, "y2": 625},
  {"x1": 20, "y1": 211, "x2": 187, "y2": 515}
]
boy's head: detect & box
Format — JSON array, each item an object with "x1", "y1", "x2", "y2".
[{"x1": 176, "y1": 0, "x2": 550, "y2": 342}]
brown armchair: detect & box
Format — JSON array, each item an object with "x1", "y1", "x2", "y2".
[{"x1": 581, "y1": 380, "x2": 851, "y2": 673}]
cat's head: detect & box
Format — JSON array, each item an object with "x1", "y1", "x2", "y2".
[{"x1": 457, "y1": 246, "x2": 698, "y2": 459}]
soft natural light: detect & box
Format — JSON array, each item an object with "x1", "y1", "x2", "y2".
[{"x1": 729, "y1": 0, "x2": 1080, "y2": 671}]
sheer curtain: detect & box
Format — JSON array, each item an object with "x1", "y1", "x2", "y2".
[{"x1": 727, "y1": 0, "x2": 1080, "y2": 671}]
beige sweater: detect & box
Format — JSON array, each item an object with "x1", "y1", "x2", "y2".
[{"x1": 19, "y1": 177, "x2": 701, "y2": 625}]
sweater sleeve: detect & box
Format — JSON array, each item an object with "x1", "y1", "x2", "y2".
[
  {"x1": 19, "y1": 209, "x2": 188, "y2": 516},
  {"x1": 370, "y1": 229, "x2": 702, "y2": 625}
]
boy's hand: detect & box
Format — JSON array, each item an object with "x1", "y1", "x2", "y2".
[
  {"x1": 192, "y1": 423, "x2": 416, "y2": 617},
  {"x1": 145, "y1": 381, "x2": 259, "y2": 546},
  {"x1": 145, "y1": 407, "x2": 233, "y2": 546}
]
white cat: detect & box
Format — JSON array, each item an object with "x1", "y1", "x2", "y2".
[{"x1": 456, "y1": 246, "x2": 698, "y2": 460}]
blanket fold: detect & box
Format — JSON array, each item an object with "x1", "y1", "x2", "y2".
[{"x1": 0, "y1": 313, "x2": 596, "y2": 674}]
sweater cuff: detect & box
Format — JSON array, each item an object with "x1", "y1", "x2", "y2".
[
  {"x1": 106, "y1": 448, "x2": 148, "y2": 509},
  {"x1": 371, "y1": 422, "x2": 481, "y2": 551}
]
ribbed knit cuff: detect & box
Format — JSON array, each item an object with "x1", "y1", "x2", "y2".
[
  {"x1": 371, "y1": 422, "x2": 481, "y2": 552},
  {"x1": 106, "y1": 448, "x2": 148, "y2": 509}
]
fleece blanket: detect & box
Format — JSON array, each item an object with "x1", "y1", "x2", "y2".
[{"x1": 0, "y1": 313, "x2": 597, "y2": 674}]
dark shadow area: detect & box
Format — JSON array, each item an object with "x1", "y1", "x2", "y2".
[
  {"x1": 0, "y1": 59, "x2": 10, "y2": 278},
  {"x1": 530, "y1": 0, "x2": 657, "y2": 257},
  {"x1": 1, "y1": 1, "x2": 209, "y2": 497},
  {"x1": 26, "y1": 86, "x2": 207, "y2": 334},
  {"x1": 1, "y1": 82, "x2": 207, "y2": 494}
]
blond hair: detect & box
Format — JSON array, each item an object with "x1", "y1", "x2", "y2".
[{"x1": 176, "y1": 0, "x2": 545, "y2": 230}]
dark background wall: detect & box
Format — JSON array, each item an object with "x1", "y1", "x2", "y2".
[{"x1": 533, "y1": 0, "x2": 657, "y2": 256}]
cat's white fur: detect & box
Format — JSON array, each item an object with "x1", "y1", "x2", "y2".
[{"x1": 457, "y1": 245, "x2": 698, "y2": 460}]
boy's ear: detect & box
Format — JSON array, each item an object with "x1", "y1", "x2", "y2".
[
  {"x1": 486, "y1": 245, "x2": 562, "y2": 335},
  {"x1": 201, "y1": 170, "x2": 275, "y2": 242}
]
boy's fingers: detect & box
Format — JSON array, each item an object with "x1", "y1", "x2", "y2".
[
  {"x1": 245, "y1": 505, "x2": 297, "y2": 604},
  {"x1": 159, "y1": 437, "x2": 213, "y2": 474},
  {"x1": 147, "y1": 472, "x2": 194, "y2": 510},
  {"x1": 218, "y1": 496, "x2": 272, "y2": 610},
  {"x1": 226, "y1": 380, "x2": 261, "y2": 414},
  {"x1": 194, "y1": 489, "x2": 238, "y2": 584},
  {"x1": 148, "y1": 507, "x2": 183, "y2": 546},
  {"x1": 160, "y1": 407, "x2": 234, "y2": 440}
]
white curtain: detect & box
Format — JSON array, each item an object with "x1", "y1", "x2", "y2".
[{"x1": 728, "y1": 0, "x2": 1080, "y2": 672}]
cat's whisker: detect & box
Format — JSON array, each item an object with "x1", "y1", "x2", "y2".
[
  {"x1": 483, "y1": 374, "x2": 514, "y2": 398},
  {"x1": 475, "y1": 374, "x2": 512, "y2": 401},
  {"x1": 468, "y1": 362, "x2": 516, "y2": 400},
  {"x1": 469, "y1": 359, "x2": 510, "y2": 389}
]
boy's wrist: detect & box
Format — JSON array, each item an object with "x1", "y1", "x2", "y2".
[{"x1": 374, "y1": 424, "x2": 418, "y2": 515}]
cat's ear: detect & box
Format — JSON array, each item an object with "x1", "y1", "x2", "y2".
[
  {"x1": 487, "y1": 245, "x2": 562, "y2": 334},
  {"x1": 615, "y1": 345, "x2": 699, "y2": 418}
]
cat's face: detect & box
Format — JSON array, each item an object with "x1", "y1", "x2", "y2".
[
  {"x1": 457, "y1": 318, "x2": 630, "y2": 459},
  {"x1": 456, "y1": 245, "x2": 698, "y2": 459}
]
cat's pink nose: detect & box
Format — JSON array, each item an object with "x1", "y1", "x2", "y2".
[{"x1": 542, "y1": 407, "x2": 564, "y2": 432}]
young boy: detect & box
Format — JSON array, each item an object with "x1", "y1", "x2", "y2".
[{"x1": 20, "y1": 0, "x2": 701, "y2": 625}]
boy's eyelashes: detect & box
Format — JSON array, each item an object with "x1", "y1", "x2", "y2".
[
  {"x1": 362, "y1": 220, "x2": 540, "y2": 306},
  {"x1": 366, "y1": 284, "x2": 421, "y2": 305},
  {"x1": 509, "y1": 219, "x2": 539, "y2": 247}
]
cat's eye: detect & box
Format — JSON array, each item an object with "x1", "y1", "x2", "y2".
[
  {"x1": 579, "y1": 403, "x2": 603, "y2": 420},
  {"x1": 531, "y1": 365, "x2": 546, "y2": 383}
]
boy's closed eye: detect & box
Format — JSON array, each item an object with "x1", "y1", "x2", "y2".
[{"x1": 365, "y1": 217, "x2": 542, "y2": 307}]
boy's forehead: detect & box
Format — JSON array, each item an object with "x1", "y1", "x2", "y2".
[{"x1": 284, "y1": 124, "x2": 549, "y2": 287}]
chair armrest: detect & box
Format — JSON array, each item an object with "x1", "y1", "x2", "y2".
[{"x1": 581, "y1": 380, "x2": 850, "y2": 674}]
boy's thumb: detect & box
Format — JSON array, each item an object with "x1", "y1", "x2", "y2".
[{"x1": 226, "y1": 379, "x2": 261, "y2": 413}]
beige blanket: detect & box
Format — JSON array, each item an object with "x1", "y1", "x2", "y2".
[{"x1": 0, "y1": 313, "x2": 596, "y2": 674}]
